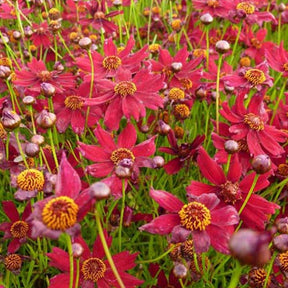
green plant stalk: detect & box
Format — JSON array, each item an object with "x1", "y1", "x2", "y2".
[
  {"x1": 28, "y1": 106, "x2": 36, "y2": 134},
  {"x1": 215, "y1": 54, "x2": 223, "y2": 134},
  {"x1": 138, "y1": 244, "x2": 176, "y2": 264},
  {"x1": 118, "y1": 179, "x2": 126, "y2": 252},
  {"x1": 47, "y1": 128, "x2": 59, "y2": 170},
  {"x1": 225, "y1": 154, "x2": 232, "y2": 175},
  {"x1": 278, "y1": 14, "x2": 282, "y2": 46},
  {"x1": 230, "y1": 21, "x2": 242, "y2": 66},
  {"x1": 64, "y1": 233, "x2": 74, "y2": 288},
  {"x1": 40, "y1": 147, "x2": 52, "y2": 173},
  {"x1": 238, "y1": 173, "x2": 259, "y2": 215},
  {"x1": 147, "y1": 0, "x2": 154, "y2": 45},
  {"x1": 270, "y1": 79, "x2": 286, "y2": 124},
  {"x1": 57, "y1": 32, "x2": 75, "y2": 60},
  {"x1": 95, "y1": 206, "x2": 125, "y2": 288},
  {"x1": 227, "y1": 261, "x2": 242, "y2": 288},
  {"x1": 5, "y1": 80, "x2": 22, "y2": 115},
  {"x1": 14, "y1": 129, "x2": 29, "y2": 168},
  {"x1": 75, "y1": 258, "x2": 80, "y2": 288},
  {"x1": 205, "y1": 26, "x2": 210, "y2": 70}
]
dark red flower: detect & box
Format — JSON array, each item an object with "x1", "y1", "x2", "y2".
[
  {"x1": 140, "y1": 188, "x2": 239, "y2": 254},
  {"x1": 31, "y1": 22, "x2": 53, "y2": 48},
  {"x1": 0, "y1": 201, "x2": 32, "y2": 253},
  {"x1": 187, "y1": 147, "x2": 279, "y2": 230},
  {"x1": 192, "y1": 0, "x2": 232, "y2": 18},
  {"x1": 47, "y1": 232, "x2": 143, "y2": 288}
]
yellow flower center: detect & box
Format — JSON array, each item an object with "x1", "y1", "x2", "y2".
[
  {"x1": 102, "y1": 56, "x2": 122, "y2": 70},
  {"x1": 5, "y1": 254, "x2": 22, "y2": 271},
  {"x1": 110, "y1": 148, "x2": 135, "y2": 165},
  {"x1": 193, "y1": 49, "x2": 206, "y2": 58},
  {"x1": 42, "y1": 196, "x2": 79, "y2": 230},
  {"x1": 220, "y1": 181, "x2": 241, "y2": 204},
  {"x1": 278, "y1": 164, "x2": 288, "y2": 176},
  {"x1": 94, "y1": 11, "x2": 105, "y2": 19},
  {"x1": 244, "y1": 69, "x2": 266, "y2": 86},
  {"x1": 81, "y1": 257, "x2": 106, "y2": 282},
  {"x1": 149, "y1": 44, "x2": 161, "y2": 54},
  {"x1": 180, "y1": 78, "x2": 193, "y2": 90},
  {"x1": 283, "y1": 63, "x2": 288, "y2": 72},
  {"x1": 64, "y1": 95, "x2": 84, "y2": 110},
  {"x1": 0, "y1": 57, "x2": 12, "y2": 67},
  {"x1": 168, "y1": 88, "x2": 185, "y2": 100},
  {"x1": 248, "y1": 268, "x2": 270, "y2": 288},
  {"x1": 278, "y1": 251, "x2": 288, "y2": 272},
  {"x1": 239, "y1": 56, "x2": 251, "y2": 67},
  {"x1": 251, "y1": 38, "x2": 262, "y2": 49},
  {"x1": 0, "y1": 122, "x2": 7, "y2": 140},
  {"x1": 178, "y1": 202, "x2": 211, "y2": 231},
  {"x1": 171, "y1": 19, "x2": 182, "y2": 31},
  {"x1": 37, "y1": 70, "x2": 52, "y2": 82},
  {"x1": 207, "y1": 0, "x2": 219, "y2": 7},
  {"x1": 17, "y1": 169, "x2": 45, "y2": 191},
  {"x1": 114, "y1": 81, "x2": 137, "y2": 97},
  {"x1": 10, "y1": 221, "x2": 29, "y2": 239},
  {"x1": 236, "y1": 2, "x2": 255, "y2": 14},
  {"x1": 173, "y1": 104, "x2": 190, "y2": 120},
  {"x1": 244, "y1": 113, "x2": 264, "y2": 131}
]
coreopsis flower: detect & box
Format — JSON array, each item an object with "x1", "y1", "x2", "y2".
[
  {"x1": 28, "y1": 153, "x2": 91, "y2": 239},
  {"x1": 221, "y1": 61, "x2": 273, "y2": 91},
  {"x1": 53, "y1": 84, "x2": 103, "y2": 135},
  {"x1": 85, "y1": 68, "x2": 164, "y2": 130},
  {"x1": 47, "y1": 232, "x2": 144, "y2": 288},
  {"x1": 192, "y1": 0, "x2": 232, "y2": 18},
  {"x1": 140, "y1": 188, "x2": 239, "y2": 254},
  {"x1": 265, "y1": 41, "x2": 288, "y2": 77},
  {"x1": 76, "y1": 36, "x2": 148, "y2": 79},
  {"x1": 220, "y1": 92, "x2": 287, "y2": 157},
  {"x1": 13, "y1": 58, "x2": 76, "y2": 93},
  {"x1": 187, "y1": 147, "x2": 279, "y2": 230},
  {"x1": 0, "y1": 201, "x2": 32, "y2": 253},
  {"x1": 31, "y1": 22, "x2": 53, "y2": 48},
  {"x1": 81, "y1": 0, "x2": 123, "y2": 34},
  {"x1": 159, "y1": 129, "x2": 205, "y2": 174},
  {"x1": 0, "y1": 0, "x2": 32, "y2": 20},
  {"x1": 78, "y1": 123, "x2": 156, "y2": 197}
]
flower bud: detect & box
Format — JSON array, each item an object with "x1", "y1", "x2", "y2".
[
  {"x1": 89, "y1": 182, "x2": 111, "y2": 200},
  {"x1": 200, "y1": 13, "x2": 213, "y2": 25},
  {"x1": 23, "y1": 96, "x2": 36, "y2": 105},
  {"x1": 1, "y1": 109, "x2": 21, "y2": 130},
  {"x1": 25, "y1": 143, "x2": 40, "y2": 157},
  {"x1": 12, "y1": 31, "x2": 21, "y2": 40},
  {"x1": 278, "y1": 3, "x2": 286, "y2": 13},
  {"x1": 273, "y1": 234, "x2": 288, "y2": 252},
  {"x1": 124, "y1": 206, "x2": 133, "y2": 227},
  {"x1": 79, "y1": 37, "x2": 92, "y2": 50},
  {"x1": 173, "y1": 263, "x2": 188, "y2": 279},
  {"x1": 157, "y1": 120, "x2": 171, "y2": 135},
  {"x1": 31, "y1": 134, "x2": 45, "y2": 146},
  {"x1": 276, "y1": 217, "x2": 288, "y2": 234},
  {"x1": 153, "y1": 156, "x2": 165, "y2": 168},
  {"x1": 53, "y1": 61, "x2": 64, "y2": 72},
  {"x1": 40, "y1": 83, "x2": 55, "y2": 97},
  {"x1": 72, "y1": 243, "x2": 84, "y2": 258},
  {"x1": 215, "y1": 40, "x2": 230, "y2": 54},
  {"x1": 195, "y1": 86, "x2": 207, "y2": 100},
  {"x1": 251, "y1": 154, "x2": 271, "y2": 174},
  {"x1": 114, "y1": 159, "x2": 133, "y2": 178},
  {"x1": 224, "y1": 140, "x2": 239, "y2": 154},
  {"x1": 24, "y1": 26, "x2": 33, "y2": 38},
  {"x1": 229, "y1": 229, "x2": 271, "y2": 266},
  {"x1": 0, "y1": 34, "x2": 9, "y2": 44},
  {"x1": 171, "y1": 62, "x2": 183, "y2": 72},
  {"x1": 0, "y1": 65, "x2": 11, "y2": 79},
  {"x1": 48, "y1": 8, "x2": 61, "y2": 20},
  {"x1": 36, "y1": 110, "x2": 56, "y2": 129}
]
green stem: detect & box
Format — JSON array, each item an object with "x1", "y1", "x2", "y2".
[
  {"x1": 95, "y1": 207, "x2": 125, "y2": 288},
  {"x1": 118, "y1": 179, "x2": 126, "y2": 252},
  {"x1": 138, "y1": 244, "x2": 176, "y2": 264},
  {"x1": 64, "y1": 233, "x2": 74, "y2": 288},
  {"x1": 270, "y1": 79, "x2": 286, "y2": 125},
  {"x1": 216, "y1": 54, "x2": 223, "y2": 134},
  {"x1": 47, "y1": 128, "x2": 59, "y2": 170},
  {"x1": 40, "y1": 147, "x2": 52, "y2": 173},
  {"x1": 227, "y1": 261, "x2": 242, "y2": 288},
  {"x1": 278, "y1": 14, "x2": 282, "y2": 46},
  {"x1": 14, "y1": 129, "x2": 29, "y2": 168},
  {"x1": 57, "y1": 32, "x2": 75, "y2": 60},
  {"x1": 28, "y1": 106, "x2": 36, "y2": 135},
  {"x1": 205, "y1": 26, "x2": 210, "y2": 70},
  {"x1": 74, "y1": 258, "x2": 80, "y2": 288},
  {"x1": 225, "y1": 154, "x2": 232, "y2": 175},
  {"x1": 238, "y1": 173, "x2": 259, "y2": 215},
  {"x1": 230, "y1": 21, "x2": 242, "y2": 66}
]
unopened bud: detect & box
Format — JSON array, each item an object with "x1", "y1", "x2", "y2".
[
  {"x1": 31, "y1": 134, "x2": 45, "y2": 146},
  {"x1": 224, "y1": 140, "x2": 239, "y2": 154},
  {"x1": 79, "y1": 37, "x2": 92, "y2": 49},
  {"x1": 251, "y1": 154, "x2": 271, "y2": 174},
  {"x1": 23, "y1": 96, "x2": 36, "y2": 105},
  {"x1": 215, "y1": 40, "x2": 230, "y2": 54},
  {"x1": 200, "y1": 13, "x2": 213, "y2": 25},
  {"x1": 171, "y1": 62, "x2": 183, "y2": 72},
  {"x1": 89, "y1": 182, "x2": 111, "y2": 200},
  {"x1": 72, "y1": 243, "x2": 84, "y2": 258},
  {"x1": 36, "y1": 110, "x2": 56, "y2": 129},
  {"x1": 0, "y1": 65, "x2": 11, "y2": 79},
  {"x1": 1, "y1": 109, "x2": 21, "y2": 130},
  {"x1": 153, "y1": 156, "x2": 165, "y2": 168},
  {"x1": 40, "y1": 83, "x2": 56, "y2": 97},
  {"x1": 173, "y1": 263, "x2": 188, "y2": 279},
  {"x1": 273, "y1": 234, "x2": 288, "y2": 252}
]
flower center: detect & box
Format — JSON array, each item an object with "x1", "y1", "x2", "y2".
[
  {"x1": 64, "y1": 95, "x2": 84, "y2": 110},
  {"x1": 180, "y1": 78, "x2": 193, "y2": 90},
  {"x1": 102, "y1": 56, "x2": 122, "y2": 70},
  {"x1": 283, "y1": 63, "x2": 288, "y2": 72},
  {"x1": 81, "y1": 257, "x2": 106, "y2": 282},
  {"x1": 17, "y1": 169, "x2": 45, "y2": 191},
  {"x1": 42, "y1": 196, "x2": 79, "y2": 230},
  {"x1": 173, "y1": 104, "x2": 190, "y2": 120},
  {"x1": 278, "y1": 164, "x2": 288, "y2": 176},
  {"x1": 244, "y1": 69, "x2": 266, "y2": 86},
  {"x1": 236, "y1": 2, "x2": 255, "y2": 14},
  {"x1": 220, "y1": 181, "x2": 241, "y2": 204},
  {"x1": 178, "y1": 202, "x2": 211, "y2": 231},
  {"x1": 171, "y1": 19, "x2": 182, "y2": 31},
  {"x1": 110, "y1": 148, "x2": 135, "y2": 165},
  {"x1": 279, "y1": 251, "x2": 288, "y2": 272},
  {"x1": 114, "y1": 81, "x2": 137, "y2": 97},
  {"x1": 149, "y1": 44, "x2": 161, "y2": 54},
  {"x1": 4, "y1": 254, "x2": 22, "y2": 271},
  {"x1": 244, "y1": 113, "x2": 264, "y2": 131},
  {"x1": 248, "y1": 268, "x2": 270, "y2": 288},
  {"x1": 94, "y1": 11, "x2": 105, "y2": 19},
  {"x1": 207, "y1": 0, "x2": 219, "y2": 7},
  {"x1": 168, "y1": 88, "x2": 185, "y2": 100},
  {"x1": 251, "y1": 38, "x2": 262, "y2": 49},
  {"x1": 181, "y1": 239, "x2": 194, "y2": 260},
  {"x1": 0, "y1": 57, "x2": 12, "y2": 67},
  {"x1": 37, "y1": 70, "x2": 52, "y2": 82},
  {"x1": 193, "y1": 49, "x2": 206, "y2": 58},
  {"x1": 237, "y1": 139, "x2": 249, "y2": 152},
  {"x1": 10, "y1": 221, "x2": 29, "y2": 239}
]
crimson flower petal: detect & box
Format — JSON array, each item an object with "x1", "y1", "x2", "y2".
[
  {"x1": 2, "y1": 201, "x2": 19, "y2": 222},
  {"x1": 211, "y1": 206, "x2": 239, "y2": 226},
  {"x1": 118, "y1": 123, "x2": 137, "y2": 148},
  {"x1": 187, "y1": 181, "x2": 219, "y2": 197},
  {"x1": 191, "y1": 230, "x2": 210, "y2": 253}
]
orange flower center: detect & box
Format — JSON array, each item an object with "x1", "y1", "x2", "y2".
[
  {"x1": 178, "y1": 202, "x2": 211, "y2": 231},
  {"x1": 42, "y1": 196, "x2": 79, "y2": 230},
  {"x1": 110, "y1": 148, "x2": 135, "y2": 165},
  {"x1": 10, "y1": 221, "x2": 29, "y2": 239},
  {"x1": 207, "y1": 0, "x2": 219, "y2": 7},
  {"x1": 5, "y1": 254, "x2": 22, "y2": 271},
  {"x1": 38, "y1": 70, "x2": 52, "y2": 82},
  {"x1": 114, "y1": 81, "x2": 137, "y2": 97},
  {"x1": 81, "y1": 257, "x2": 106, "y2": 282},
  {"x1": 193, "y1": 49, "x2": 206, "y2": 58},
  {"x1": 94, "y1": 11, "x2": 105, "y2": 19},
  {"x1": 236, "y1": 2, "x2": 255, "y2": 14},
  {"x1": 279, "y1": 251, "x2": 288, "y2": 272},
  {"x1": 278, "y1": 164, "x2": 288, "y2": 176},
  {"x1": 180, "y1": 78, "x2": 193, "y2": 90},
  {"x1": 168, "y1": 88, "x2": 185, "y2": 100},
  {"x1": 220, "y1": 181, "x2": 241, "y2": 204},
  {"x1": 102, "y1": 56, "x2": 122, "y2": 70},
  {"x1": 248, "y1": 268, "x2": 270, "y2": 287},
  {"x1": 173, "y1": 104, "x2": 190, "y2": 120},
  {"x1": 17, "y1": 169, "x2": 45, "y2": 191},
  {"x1": 244, "y1": 69, "x2": 266, "y2": 86},
  {"x1": 244, "y1": 113, "x2": 264, "y2": 130},
  {"x1": 149, "y1": 44, "x2": 161, "y2": 54},
  {"x1": 64, "y1": 95, "x2": 84, "y2": 110},
  {"x1": 283, "y1": 63, "x2": 288, "y2": 72},
  {"x1": 251, "y1": 38, "x2": 262, "y2": 49},
  {"x1": 171, "y1": 19, "x2": 182, "y2": 31}
]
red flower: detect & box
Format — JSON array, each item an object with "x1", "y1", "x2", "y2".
[
  {"x1": 31, "y1": 22, "x2": 53, "y2": 48},
  {"x1": 47, "y1": 232, "x2": 143, "y2": 288},
  {"x1": 139, "y1": 188, "x2": 239, "y2": 254},
  {"x1": 187, "y1": 147, "x2": 279, "y2": 230},
  {"x1": 13, "y1": 58, "x2": 76, "y2": 93},
  {"x1": 28, "y1": 153, "x2": 91, "y2": 239},
  {"x1": 0, "y1": 0, "x2": 32, "y2": 20},
  {"x1": 0, "y1": 201, "x2": 32, "y2": 253},
  {"x1": 192, "y1": 0, "x2": 233, "y2": 18},
  {"x1": 220, "y1": 92, "x2": 287, "y2": 157},
  {"x1": 85, "y1": 68, "x2": 164, "y2": 130},
  {"x1": 78, "y1": 123, "x2": 156, "y2": 197},
  {"x1": 159, "y1": 129, "x2": 205, "y2": 174}
]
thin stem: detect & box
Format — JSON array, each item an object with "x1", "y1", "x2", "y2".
[
  {"x1": 230, "y1": 21, "x2": 242, "y2": 66},
  {"x1": 270, "y1": 79, "x2": 286, "y2": 125},
  {"x1": 138, "y1": 244, "x2": 176, "y2": 264},
  {"x1": 227, "y1": 261, "x2": 242, "y2": 288},
  {"x1": 74, "y1": 258, "x2": 80, "y2": 288},
  {"x1": 39, "y1": 147, "x2": 52, "y2": 173},
  {"x1": 28, "y1": 106, "x2": 36, "y2": 135},
  {"x1": 118, "y1": 179, "x2": 126, "y2": 252},
  {"x1": 216, "y1": 54, "x2": 223, "y2": 134},
  {"x1": 14, "y1": 130, "x2": 29, "y2": 168},
  {"x1": 205, "y1": 26, "x2": 210, "y2": 70},
  {"x1": 57, "y1": 32, "x2": 75, "y2": 61},
  {"x1": 278, "y1": 14, "x2": 282, "y2": 46},
  {"x1": 225, "y1": 154, "x2": 232, "y2": 175},
  {"x1": 95, "y1": 207, "x2": 125, "y2": 288},
  {"x1": 238, "y1": 173, "x2": 259, "y2": 215},
  {"x1": 64, "y1": 233, "x2": 74, "y2": 288},
  {"x1": 47, "y1": 128, "x2": 59, "y2": 170}
]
